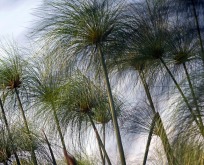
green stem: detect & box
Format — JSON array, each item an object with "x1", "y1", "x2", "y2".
[
  {"x1": 183, "y1": 63, "x2": 204, "y2": 132},
  {"x1": 139, "y1": 71, "x2": 156, "y2": 114},
  {"x1": 88, "y1": 114, "x2": 112, "y2": 165},
  {"x1": 99, "y1": 47, "x2": 126, "y2": 165},
  {"x1": 159, "y1": 58, "x2": 204, "y2": 136},
  {"x1": 143, "y1": 112, "x2": 159, "y2": 165},
  {"x1": 52, "y1": 108, "x2": 76, "y2": 165},
  {"x1": 139, "y1": 71, "x2": 177, "y2": 165},
  {"x1": 102, "y1": 123, "x2": 106, "y2": 165},
  {"x1": 97, "y1": 131, "x2": 105, "y2": 165},
  {"x1": 156, "y1": 114, "x2": 178, "y2": 165},
  {"x1": 15, "y1": 88, "x2": 38, "y2": 165},
  {"x1": 0, "y1": 98, "x2": 21, "y2": 165},
  {"x1": 42, "y1": 130, "x2": 57, "y2": 165}
]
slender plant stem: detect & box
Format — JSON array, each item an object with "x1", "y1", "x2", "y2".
[
  {"x1": 183, "y1": 63, "x2": 204, "y2": 132},
  {"x1": 97, "y1": 131, "x2": 105, "y2": 165},
  {"x1": 157, "y1": 114, "x2": 178, "y2": 165},
  {"x1": 52, "y1": 108, "x2": 76, "y2": 165},
  {"x1": 0, "y1": 98, "x2": 21, "y2": 165},
  {"x1": 15, "y1": 88, "x2": 38, "y2": 165},
  {"x1": 159, "y1": 58, "x2": 204, "y2": 136},
  {"x1": 139, "y1": 71, "x2": 156, "y2": 114},
  {"x1": 88, "y1": 114, "x2": 112, "y2": 165},
  {"x1": 42, "y1": 130, "x2": 57, "y2": 165},
  {"x1": 156, "y1": 114, "x2": 178, "y2": 165},
  {"x1": 139, "y1": 71, "x2": 177, "y2": 165},
  {"x1": 99, "y1": 47, "x2": 126, "y2": 165},
  {"x1": 143, "y1": 112, "x2": 159, "y2": 165},
  {"x1": 92, "y1": 121, "x2": 104, "y2": 165}
]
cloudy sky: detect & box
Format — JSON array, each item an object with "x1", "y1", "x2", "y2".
[{"x1": 0, "y1": 0, "x2": 42, "y2": 44}]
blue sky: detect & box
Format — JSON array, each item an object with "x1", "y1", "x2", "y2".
[{"x1": 0, "y1": 0, "x2": 42, "y2": 43}]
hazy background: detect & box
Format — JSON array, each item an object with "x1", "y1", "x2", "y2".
[{"x1": 0, "y1": 0, "x2": 42, "y2": 44}]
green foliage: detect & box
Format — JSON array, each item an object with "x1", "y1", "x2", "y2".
[{"x1": 57, "y1": 71, "x2": 122, "y2": 125}]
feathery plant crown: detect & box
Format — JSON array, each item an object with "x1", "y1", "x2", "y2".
[
  {"x1": 34, "y1": 0, "x2": 126, "y2": 70},
  {"x1": 0, "y1": 44, "x2": 28, "y2": 91},
  {"x1": 57, "y1": 71, "x2": 122, "y2": 127}
]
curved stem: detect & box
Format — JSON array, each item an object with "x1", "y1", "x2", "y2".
[
  {"x1": 159, "y1": 58, "x2": 204, "y2": 136},
  {"x1": 0, "y1": 98, "x2": 21, "y2": 165},
  {"x1": 15, "y1": 88, "x2": 38, "y2": 165},
  {"x1": 88, "y1": 114, "x2": 112, "y2": 165},
  {"x1": 183, "y1": 63, "x2": 204, "y2": 131},
  {"x1": 99, "y1": 47, "x2": 126, "y2": 165}
]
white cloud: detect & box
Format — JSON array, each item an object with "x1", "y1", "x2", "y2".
[{"x1": 0, "y1": 0, "x2": 42, "y2": 43}]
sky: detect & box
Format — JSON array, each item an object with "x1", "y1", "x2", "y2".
[{"x1": 0, "y1": 0, "x2": 42, "y2": 44}]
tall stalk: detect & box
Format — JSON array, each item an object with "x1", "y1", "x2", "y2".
[
  {"x1": 93, "y1": 122, "x2": 106, "y2": 165},
  {"x1": 95, "y1": 123, "x2": 105, "y2": 165},
  {"x1": 88, "y1": 114, "x2": 112, "y2": 165},
  {"x1": 156, "y1": 114, "x2": 178, "y2": 165},
  {"x1": 0, "y1": 97, "x2": 21, "y2": 165},
  {"x1": 52, "y1": 107, "x2": 76, "y2": 165},
  {"x1": 139, "y1": 71, "x2": 177, "y2": 165},
  {"x1": 159, "y1": 57, "x2": 204, "y2": 136},
  {"x1": 138, "y1": 71, "x2": 156, "y2": 114},
  {"x1": 98, "y1": 137, "x2": 105, "y2": 165},
  {"x1": 15, "y1": 88, "x2": 38, "y2": 165},
  {"x1": 183, "y1": 63, "x2": 204, "y2": 128},
  {"x1": 102, "y1": 123, "x2": 106, "y2": 165},
  {"x1": 99, "y1": 47, "x2": 126, "y2": 165},
  {"x1": 143, "y1": 112, "x2": 159, "y2": 165}
]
